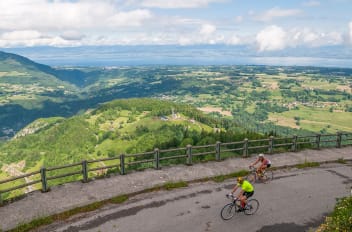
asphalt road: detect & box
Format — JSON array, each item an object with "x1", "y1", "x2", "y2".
[{"x1": 43, "y1": 163, "x2": 352, "y2": 232}]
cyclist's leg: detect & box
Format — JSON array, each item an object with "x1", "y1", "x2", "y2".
[
  {"x1": 239, "y1": 195, "x2": 247, "y2": 208},
  {"x1": 257, "y1": 165, "x2": 264, "y2": 177},
  {"x1": 243, "y1": 191, "x2": 254, "y2": 207}
]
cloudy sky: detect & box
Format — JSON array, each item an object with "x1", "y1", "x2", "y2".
[{"x1": 0, "y1": 0, "x2": 351, "y2": 52}]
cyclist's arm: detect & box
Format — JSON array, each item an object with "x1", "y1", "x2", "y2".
[
  {"x1": 251, "y1": 158, "x2": 259, "y2": 166},
  {"x1": 237, "y1": 189, "x2": 244, "y2": 198},
  {"x1": 231, "y1": 185, "x2": 239, "y2": 194}
]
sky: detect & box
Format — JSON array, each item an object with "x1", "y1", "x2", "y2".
[{"x1": 0, "y1": 0, "x2": 351, "y2": 53}]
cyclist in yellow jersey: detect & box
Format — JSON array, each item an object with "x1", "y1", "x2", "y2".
[{"x1": 230, "y1": 177, "x2": 254, "y2": 211}]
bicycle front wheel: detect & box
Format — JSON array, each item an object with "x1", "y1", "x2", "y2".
[
  {"x1": 246, "y1": 172, "x2": 256, "y2": 183},
  {"x1": 220, "y1": 203, "x2": 236, "y2": 220},
  {"x1": 244, "y1": 199, "x2": 259, "y2": 215}
]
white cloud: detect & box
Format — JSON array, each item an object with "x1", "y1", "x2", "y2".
[
  {"x1": 141, "y1": 0, "x2": 221, "y2": 8},
  {"x1": 0, "y1": 30, "x2": 76, "y2": 47},
  {"x1": 256, "y1": 25, "x2": 287, "y2": 51},
  {"x1": 107, "y1": 9, "x2": 152, "y2": 27},
  {"x1": 225, "y1": 34, "x2": 241, "y2": 45},
  {"x1": 290, "y1": 28, "x2": 343, "y2": 47},
  {"x1": 256, "y1": 25, "x2": 343, "y2": 52},
  {"x1": 1, "y1": 30, "x2": 42, "y2": 40},
  {"x1": 255, "y1": 7, "x2": 302, "y2": 21},
  {"x1": 302, "y1": 0, "x2": 321, "y2": 7},
  {"x1": 200, "y1": 24, "x2": 216, "y2": 35},
  {"x1": 0, "y1": 0, "x2": 152, "y2": 31}
]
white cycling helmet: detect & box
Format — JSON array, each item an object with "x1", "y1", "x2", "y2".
[{"x1": 258, "y1": 153, "x2": 264, "y2": 158}]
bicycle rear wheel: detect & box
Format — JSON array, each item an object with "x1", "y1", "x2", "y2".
[
  {"x1": 244, "y1": 199, "x2": 259, "y2": 215},
  {"x1": 220, "y1": 203, "x2": 236, "y2": 220},
  {"x1": 262, "y1": 170, "x2": 274, "y2": 183}
]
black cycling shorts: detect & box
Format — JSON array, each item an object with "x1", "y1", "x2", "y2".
[
  {"x1": 266, "y1": 164, "x2": 271, "y2": 168},
  {"x1": 243, "y1": 191, "x2": 254, "y2": 198}
]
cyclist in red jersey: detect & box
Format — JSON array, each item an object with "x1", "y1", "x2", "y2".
[{"x1": 250, "y1": 153, "x2": 271, "y2": 177}]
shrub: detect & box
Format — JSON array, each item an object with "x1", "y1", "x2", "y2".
[{"x1": 316, "y1": 196, "x2": 352, "y2": 232}]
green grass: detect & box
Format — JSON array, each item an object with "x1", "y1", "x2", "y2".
[
  {"x1": 162, "y1": 181, "x2": 188, "y2": 190},
  {"x1": 110, "y1": 195, "x2": 129, "y2": 204},
  {"x1": 336, "y1": 158, "x2": 347, "y2": 164},
  {"x1": 295, "y1": 161, "x2": 320, "y2": 169},
  {"x1": 269, "y1": 106, "x2": 352, "y2": 132},
  {"x1": 211, "y1": 170, "x2": 249, "y2": 183}
]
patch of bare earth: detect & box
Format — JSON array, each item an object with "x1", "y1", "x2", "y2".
[
  {"x1": 198, "y1": 107, "x2": 232, "y2": 116},
  {"x1": 268, "y1": 115, "x2": 300, "y2": 129}
]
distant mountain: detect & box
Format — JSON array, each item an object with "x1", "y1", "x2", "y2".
[{"x1": 0, "y1": 51, "x2": 87, "y2": 86}]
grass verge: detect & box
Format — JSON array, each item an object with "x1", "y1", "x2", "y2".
[
  {"x1": 337, "y1": 158, "x2": 347, "y2": 164},
  {"x1": 316, "y1": 196, "x2": 352, "y2": 232},
  {"x1": 8, "y1": 195, "x2": 129, "y2": 232},
  {"x1": 295, "y1": 161, "x2": 320, "y2": 169},
  {"x1": 211, "y1": 170, "x2": 249, "y2": 183}
]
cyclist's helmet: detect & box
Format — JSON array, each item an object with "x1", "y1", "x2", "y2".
[
  {"x1": 258, "y1": 153, "x2": 264, "y2": 158},
  {"x1": 237, "y1": 177, "x2": 244, "y2": 183}
]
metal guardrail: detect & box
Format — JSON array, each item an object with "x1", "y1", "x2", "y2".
[{"x1": 0, "y1": 132, "x2": 351, "y2": 203}]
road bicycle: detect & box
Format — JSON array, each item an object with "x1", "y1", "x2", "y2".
[
  {"x1": 246, "y1": 166, "x2": 273, "y2": 183},
  {"x1": 220, "y1": 194, "x2": 259, "y2": 220}
]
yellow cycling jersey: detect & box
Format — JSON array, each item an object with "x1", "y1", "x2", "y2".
[{"x1": 237, "y1": 180, "x2": 254, "y2": 192}]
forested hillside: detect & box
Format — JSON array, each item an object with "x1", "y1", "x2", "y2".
[{"x1": 0, "y1": 98, "x2": 262, "y2": 184}]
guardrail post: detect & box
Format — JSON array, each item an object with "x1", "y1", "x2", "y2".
[
  {"x1": 268, "y1": 136, "x2": 274, "y2": 154},
  {"x1": 336, "y1": 132, "x2": 342, "y2": 148},
  {"x1": 40, "y1": 167, "x2": 48, "y2": 192},
  {"x1": 186, "y1": 145, "x2": 192, "y2": 165},
  {"x1": 82, "y1": 160, "x2": 88, "y2": 183},
  {"x1": 292, "y1": 135, "x2": 298, "y2": 152},
  {"x1": 316, "y1": 133, "x2": 321, "y2": 149},
  {"x1": 243, "y1": 138, "x2": 248, "y2": 157},
  {"x1": 154, "y1": 148, "x2": 160, "y2": 170},
  {"x1": 120, "y1": 154, "x2": 125, "y2": 175},
  {"x1": 215, "y1": 141, "x2": 221, "y2": 161}
]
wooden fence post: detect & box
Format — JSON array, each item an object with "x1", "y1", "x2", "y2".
[
  {"x1": 82, "y1": 160, "x2": 88, "y2": 183},
  {"x1": 215, "y1": 141, "x2": 221, "y2": 161},
  {"x1": 243, "y1": 138, "x2": 248, "y2": 157},
  {"x1": 336, "y1": 132, "x2": 342, "y2": 148},
  {"x1": 292, "y1": 135, "x2": 298, "y2": 152},
  {"x1": 120, "y1": 154, "x2": 125, "y2": 175},
  {"x1": 268, "y1": 136, "x2": 274, "y2": 154},
  {"x1": 186, "y1": 145, "x2": 192, "y2": 165},
  {"x1": 40, "y1": 167, "x2": 48, "y2": 192},
  {"x1": 316, "y1": 134, "x2": 321, "y2": 149},
  {"x1": 154, "y1": 148, "x2": 160, "y2": 170}
]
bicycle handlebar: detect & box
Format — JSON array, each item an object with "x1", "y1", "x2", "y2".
[{"x1": 226, "y1": 193, "x2": 237, "y2": 200}]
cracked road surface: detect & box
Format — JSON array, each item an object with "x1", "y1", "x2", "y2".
[{"x1": 42, "y1": 163, "x2": 352, "y2": 232}]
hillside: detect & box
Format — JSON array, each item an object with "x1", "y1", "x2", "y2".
[
  {"x1": 0, "y1": 98, "x2": 258, "y2": 195},
  {"x1": 0, "y1": 98, "x2": 263, "y2": 199}
]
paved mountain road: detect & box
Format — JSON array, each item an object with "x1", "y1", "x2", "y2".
[{"x1": 43, "y1": 163, "x2": 352, "y2": 232}]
